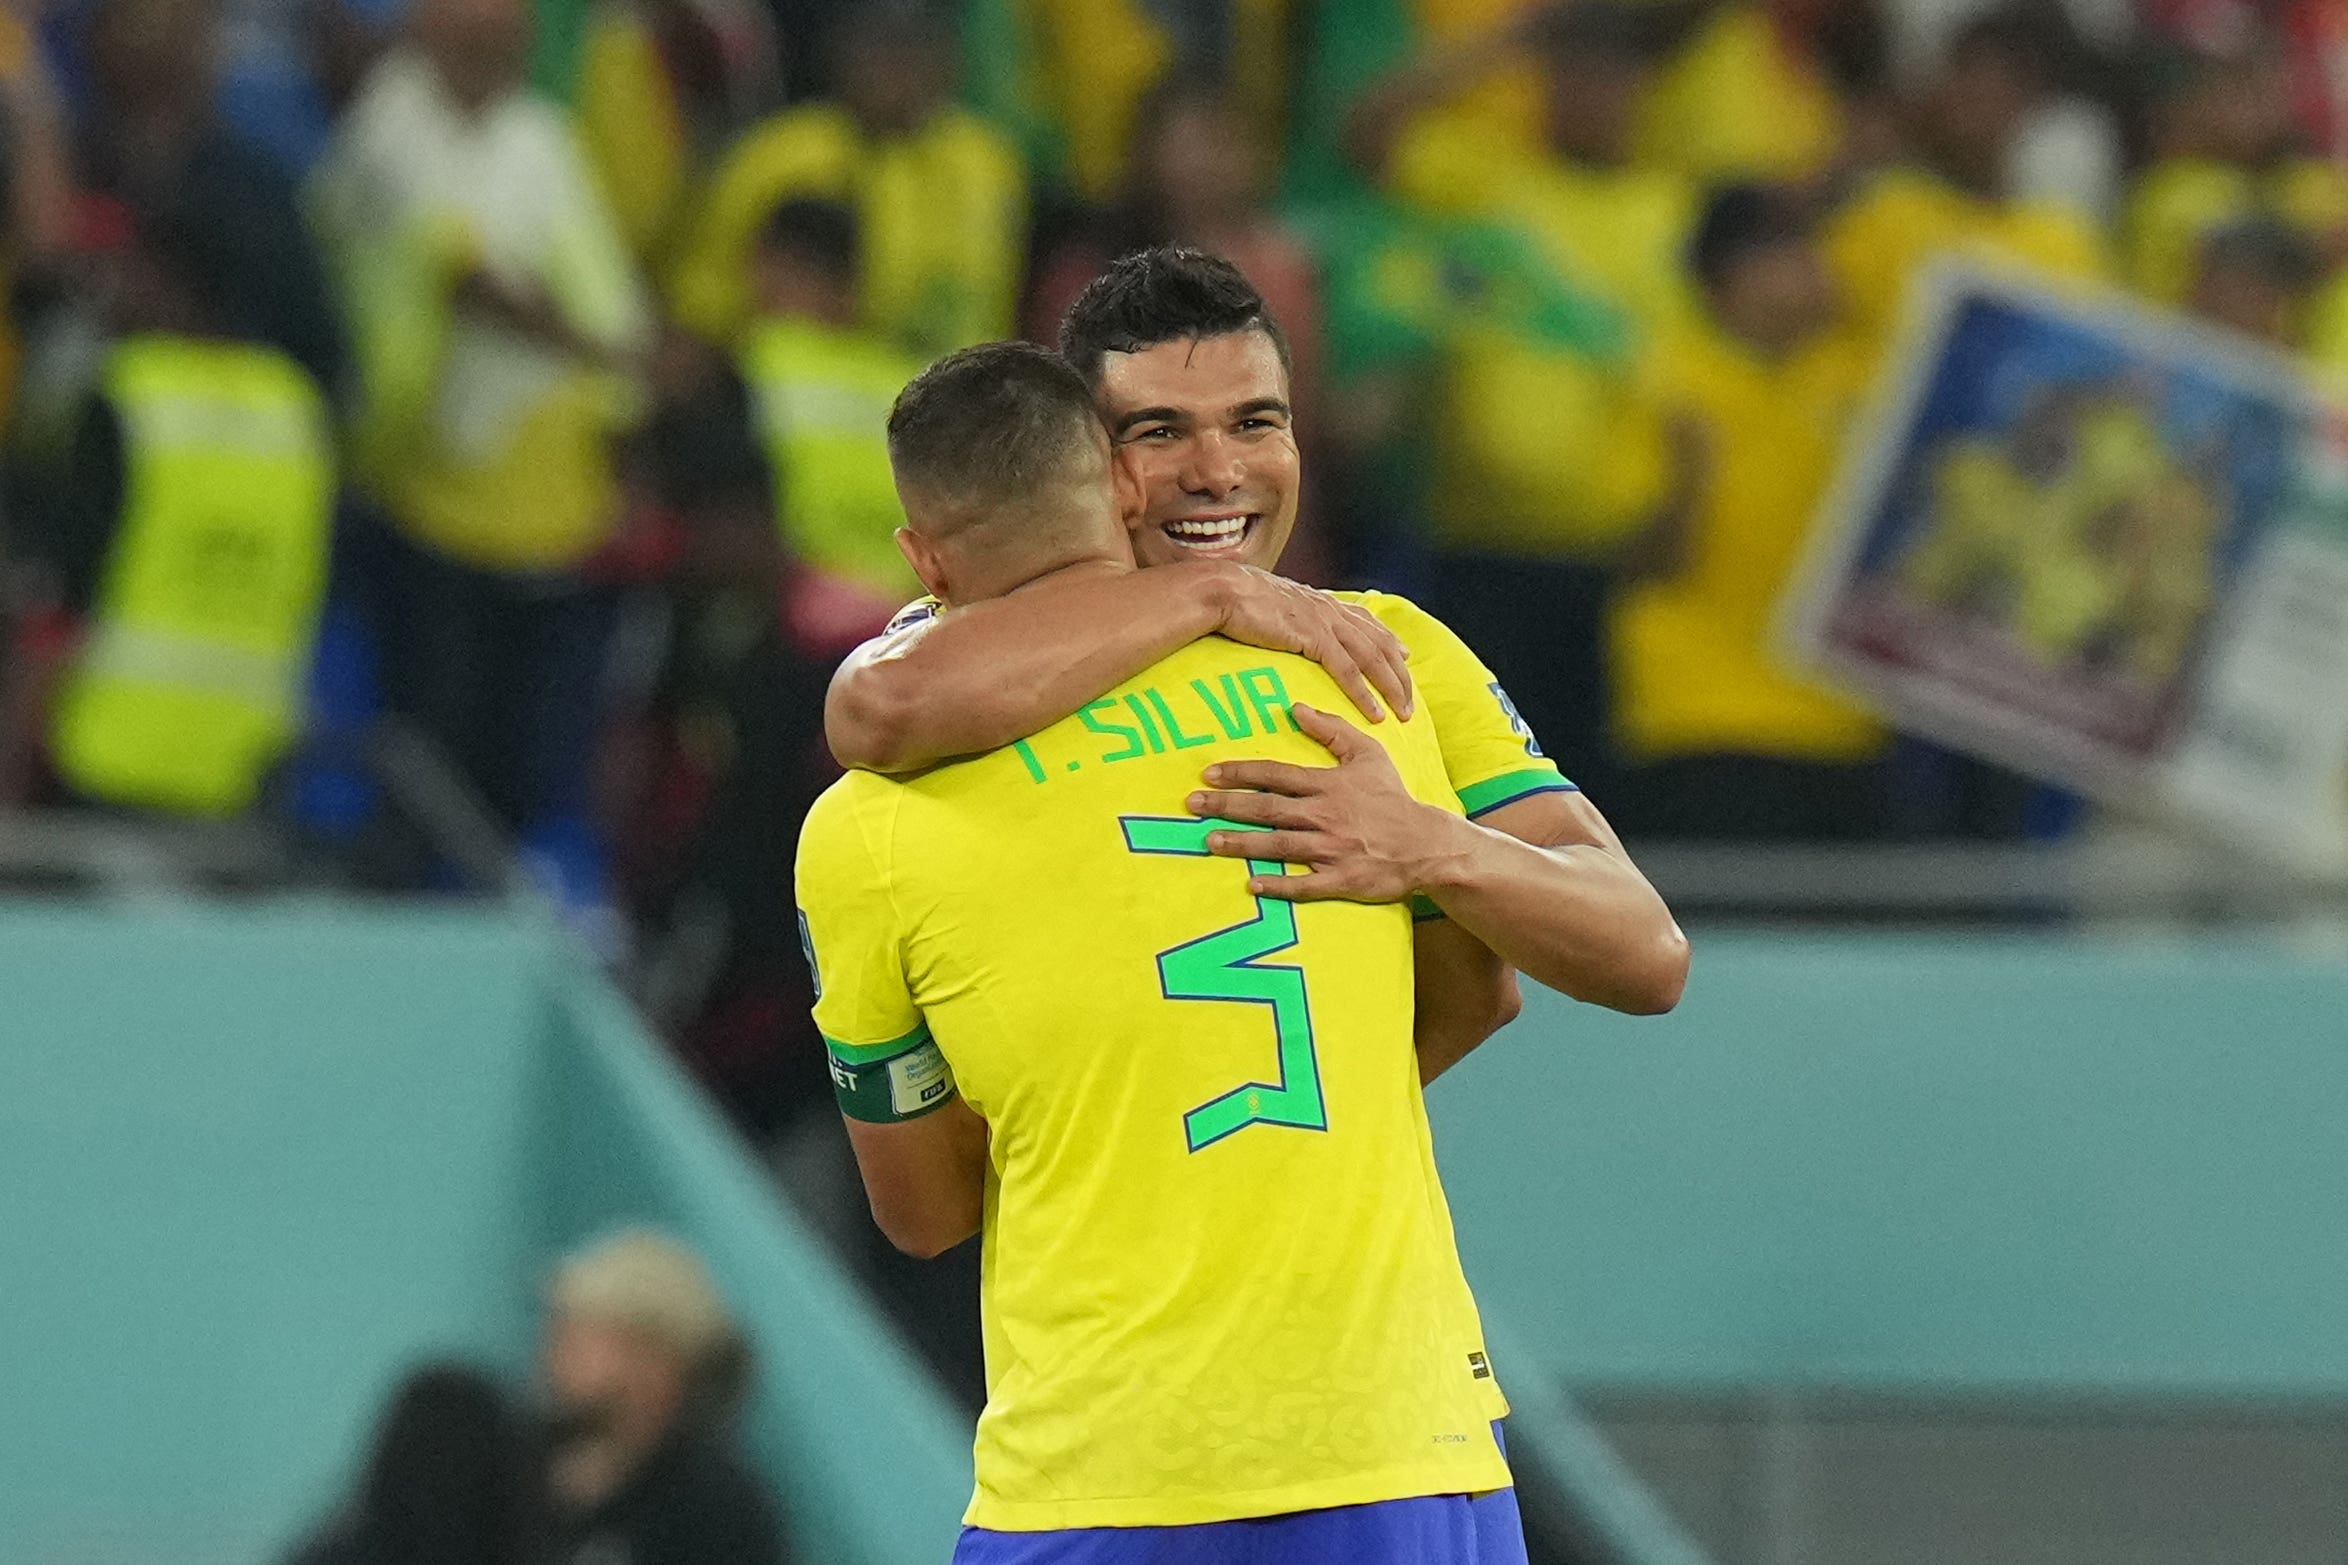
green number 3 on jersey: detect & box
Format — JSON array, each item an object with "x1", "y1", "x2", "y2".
[{"x1": 1120, "y1": 816, "x2": 1327, "y2": 1153}]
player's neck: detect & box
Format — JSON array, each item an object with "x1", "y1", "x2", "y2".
[{"x1": 951, "y1": 553, "x2": 1131, "y2": 608}]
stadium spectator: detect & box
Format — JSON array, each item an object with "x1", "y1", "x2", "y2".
[
  {"x1": 737, "y1": 199, "x2": 923, "y2": 617},
  {"x1": 1823, "y1": 10, "x2": 2108, "y2": 349},
  {"x1": 3, "y1": 206, "x2": 335, "y2": 818},
  {"x1": 1027, "y1": 78, "x2": 1324, "y2": 428},
  {"x1": 573, "y1": 0, "x2": 775, "y2": 267},
  {"x1": 2186, "y1": 216, "x2": 2325, "y2": 348},
  {"x1": 542, "y1": 1227, "x2": 789, "y2": 1565},
  {"x1": 310, "y1": 0, "x2": 652, "y2": 896},
  {"x1": 1353, "y1": 2, "x2": 1697, "y2": 338},
  {"x1": 1344, "y1": 2, "x2": 1703, "y2": 791},
  {"x1": 667, "y1": 1, "x2": 1026, "y2": 357},
  {"x1": 1634, "y1": 0, "x2": 1887, "y2": 187},
  {"x1": 284, "y1": 1362, "x2": 546, "y2": 1565},
  {"x1": 2122, "y1": 31, "x2": 2348, "y2": 308},
  {"x1": 1611, "y1": 186, "x2": 1894, "y2": 840},
  {"x1": 77, "y1": 0, "x2": 347, "y2": 394},
  {"x1": 616, "y1": 199, "x2": 912, "y2": 1132}
]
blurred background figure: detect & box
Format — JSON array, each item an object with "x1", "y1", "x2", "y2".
[
  {"x1": 77, "y1": 0, "x2": 346, "y2": 392},
  {"x1": 4, "y1": 205, "x2": 334, "y2": 817},
  {"x1": 542, "y1": 1227, "x2": 787, "y2": 1565},
  {"x1": 2184, "y1": 213, "x2": 2325, "y2": 346},
  {"x1": 1824, "y1": 9, "x2": 2108, "y2": 349},
  {"x1": 1342, "y1": 2, "x2": 1705, "y2": 793},
  {"x1": 1610, "y1": 184, "x2": 1893, "y2": 841},
  {"x1": 669, "y1": 0, "x2": 1024, "y2": 357},
  {"x1": 573, "y1": 0, "x2": 774, "y2": 270},
  {"x1": 309, "y1": 0, "x2": 650, "y2": 917},
  {"x1": 285, "y1": 1363, "x2": 546, "y2": 1565},
  {"x1": 614, "y1": 196, "x2": 911, "y2": 1135}
]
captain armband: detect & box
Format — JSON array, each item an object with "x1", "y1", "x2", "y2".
[{"x1": 825, "y1": 1024, "x2": 957, "y2": 1123}]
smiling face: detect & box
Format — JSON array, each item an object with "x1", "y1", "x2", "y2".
[{"x1": 1095, "y1": 330, "x2": 1301, "y2": 571}]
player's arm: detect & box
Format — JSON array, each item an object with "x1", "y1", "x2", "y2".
[
  {"x1": 1194, "y1": 705, "x2": 1689, "y2": 1014},
  {"x1": 1413, "y1": 915, "x2": 1522, "y2": 1085},
  {"x1": 843, "y1": 1097, "x2": 990, "y2": 1260},
  {"x1": 824, "y1": 560, "x2": 1414, "y2": 773},
  {"x1": 798, "y1": 794, "x2": 989, "y2": 1258}
]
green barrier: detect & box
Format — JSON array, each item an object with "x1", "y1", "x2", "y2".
[
  {"x1": 0, "y1": 900, "x2": 970, "y2": 1563},
  {"x1": 1429, "y1": 932, "x2": 2348, "y2": 1398}
]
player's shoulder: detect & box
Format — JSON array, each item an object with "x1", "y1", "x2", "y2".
[
  {"x1": 797, "y1": 770, "x2": 906, "y2": 876},
  {"x1": 1330, "y1": 589, "x2": 1486, "y2": 675}
]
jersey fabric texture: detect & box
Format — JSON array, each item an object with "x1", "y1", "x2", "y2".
[{"x1": 798, "y1": 632, "x2": 1523, "y2": 1530}]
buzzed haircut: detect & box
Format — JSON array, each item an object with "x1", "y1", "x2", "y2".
[
  {"x1": 887, "y1": 341, "x2": 1106, "y2": 525},
  {"x1": 1057, "y1": 247, "x2": 1293, "y2": 387}
]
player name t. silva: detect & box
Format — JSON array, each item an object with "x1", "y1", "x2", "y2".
[{"x1": 1008, "y1": 663, "x2": 1305, "y2": 783}]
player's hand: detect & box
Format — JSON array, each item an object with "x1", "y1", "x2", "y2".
[
  {"x1": 1188, "y1": 702, "x2": 1462, "y2": 903},
  {"x1": 1207, "y1": 566, "x2": 1414, "y2": 723}
]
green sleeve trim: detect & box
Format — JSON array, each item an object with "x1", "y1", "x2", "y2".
[
  {"x1": 1409, "y1": 895, "x2": 1445, "y2": 923},
  {"x1": 823, "y1": 1023, "x2": 934, "y2": 1067},
  {"x1": 1458, "y1": 767, "x2": 1578, "y2": 819}
]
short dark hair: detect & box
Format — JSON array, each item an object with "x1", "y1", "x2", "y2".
[
  {"x1": 1687, "y1": 184, "x2": 1816, "y2": 292},
  {"x1": 887, "y1": 341, "x2": 1106, "y2": 524},
  {"x1": 758, "y1": 198, "x2": 860, "y2": 288},
  {"x1": 1057, "y1": 247, "x2": 1293, "y2": 387}
]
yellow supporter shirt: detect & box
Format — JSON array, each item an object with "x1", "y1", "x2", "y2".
[
  {"x1": 2124, "y1": 156, "x2": 2348, "y2": 306},
  {"x1": 1634, "y1": 4, "x2": 1843, "y2": 186},
  {"x1": 1391, "y1": 113, "x2": 1698, "y2": 339},
  {"x1": 576, "y1": 1, "x2": 690, "y2": 265},
  {"x1": 1612, "y1": 322, "x2": 1888, "y2": 762},
  {"x1": 669, "y1": 103, "x2": 1027, "y2": 356},
  {"x1": 1387, "y1": 121, "x2": 1691, "y2": 557},
  {"x1": 797, "y1": 632, "x2": 1532, "y2": 1530},
  {"x1": 1824, "y1": 167, "x2": 2108, "y2": 349}
]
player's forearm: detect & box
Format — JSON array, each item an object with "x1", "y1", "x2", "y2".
[
  {"x1": 1412, "y1": 917, "x2": 1523, "y2": 1085},
  {"x1": 824, "y1": 565, "x2": 1238, "y2": 772},
  {"x1": 1416, "y1": 813, "x2": 1689, "y2": 1015},
  {"x1": 844, "y1": 1101, "x2": 990, "y2": 1258}
]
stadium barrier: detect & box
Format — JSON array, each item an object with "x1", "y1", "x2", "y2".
[{"x1": 0, "y1": 900, "x2": 969, "y2": 1564}]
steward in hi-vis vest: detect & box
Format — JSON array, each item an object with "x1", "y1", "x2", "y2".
[
  {"x1": 734, "y1": 198, "x2": 920, "y2": 603},
  {"x1": 50, "y1": 334, "x2": 335, "y2": 815}
]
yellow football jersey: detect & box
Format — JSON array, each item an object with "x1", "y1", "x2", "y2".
[{"x1": 797, "y1": 631, "x2": 1530, "y2": 1529}]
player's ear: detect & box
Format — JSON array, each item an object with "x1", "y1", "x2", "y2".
[{"x1": 896, "y1": 525, "x2": 952, "y2": 603}]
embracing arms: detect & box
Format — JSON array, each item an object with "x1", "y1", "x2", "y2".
[
  {"x1": 824, "y1": 561, "x2": 1414, "y2": 773},
  {"x1": 1193, "y1": 704, "x2": 1688, "y2": 1017}
]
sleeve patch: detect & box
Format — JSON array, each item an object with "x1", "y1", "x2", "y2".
[{"x1": 826, "y1": 1026, "x2": 956, "y2": 1122}]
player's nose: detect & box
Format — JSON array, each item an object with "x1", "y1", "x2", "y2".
[{"x1": 1180, "y1": 430, "x2": 1245, "y2": 498}]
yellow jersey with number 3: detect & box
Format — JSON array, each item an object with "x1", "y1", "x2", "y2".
[{"x1": 797, "y1": 633, "x2": 1518, "y2": 1530}]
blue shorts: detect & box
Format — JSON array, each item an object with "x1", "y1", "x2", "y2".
[{"x1": 952, "y1": 1425, "x2": 1529, "y2": 1565}]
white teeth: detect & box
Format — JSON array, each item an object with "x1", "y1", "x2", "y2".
[{"x1": 1166, "y1": 516, "x2": 1250, "y2": 544}]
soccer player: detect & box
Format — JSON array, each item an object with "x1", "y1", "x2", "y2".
[
  {"x1": 797, "y1": 342, "x2": 1524, "y2": 1560},
  {"x1": 826, "y1": 249, "x2": 1687, "y2": 1074}
]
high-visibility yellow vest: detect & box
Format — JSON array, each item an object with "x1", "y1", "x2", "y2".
[
  {"x1": 51, "y1": 335, "x2": 335, "y2": 816},
  {"x1": 735, "y1": 317, "x2": 920, "y2": 597}
]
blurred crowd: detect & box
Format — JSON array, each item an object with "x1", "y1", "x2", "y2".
[{"x1": 1, "y1": 0, "x2": 2344, "y2": 1119}]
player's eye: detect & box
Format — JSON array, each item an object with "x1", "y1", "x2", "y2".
[{"x1": 1125, "y1": 426, "x2": 1177, "y2": 443}]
